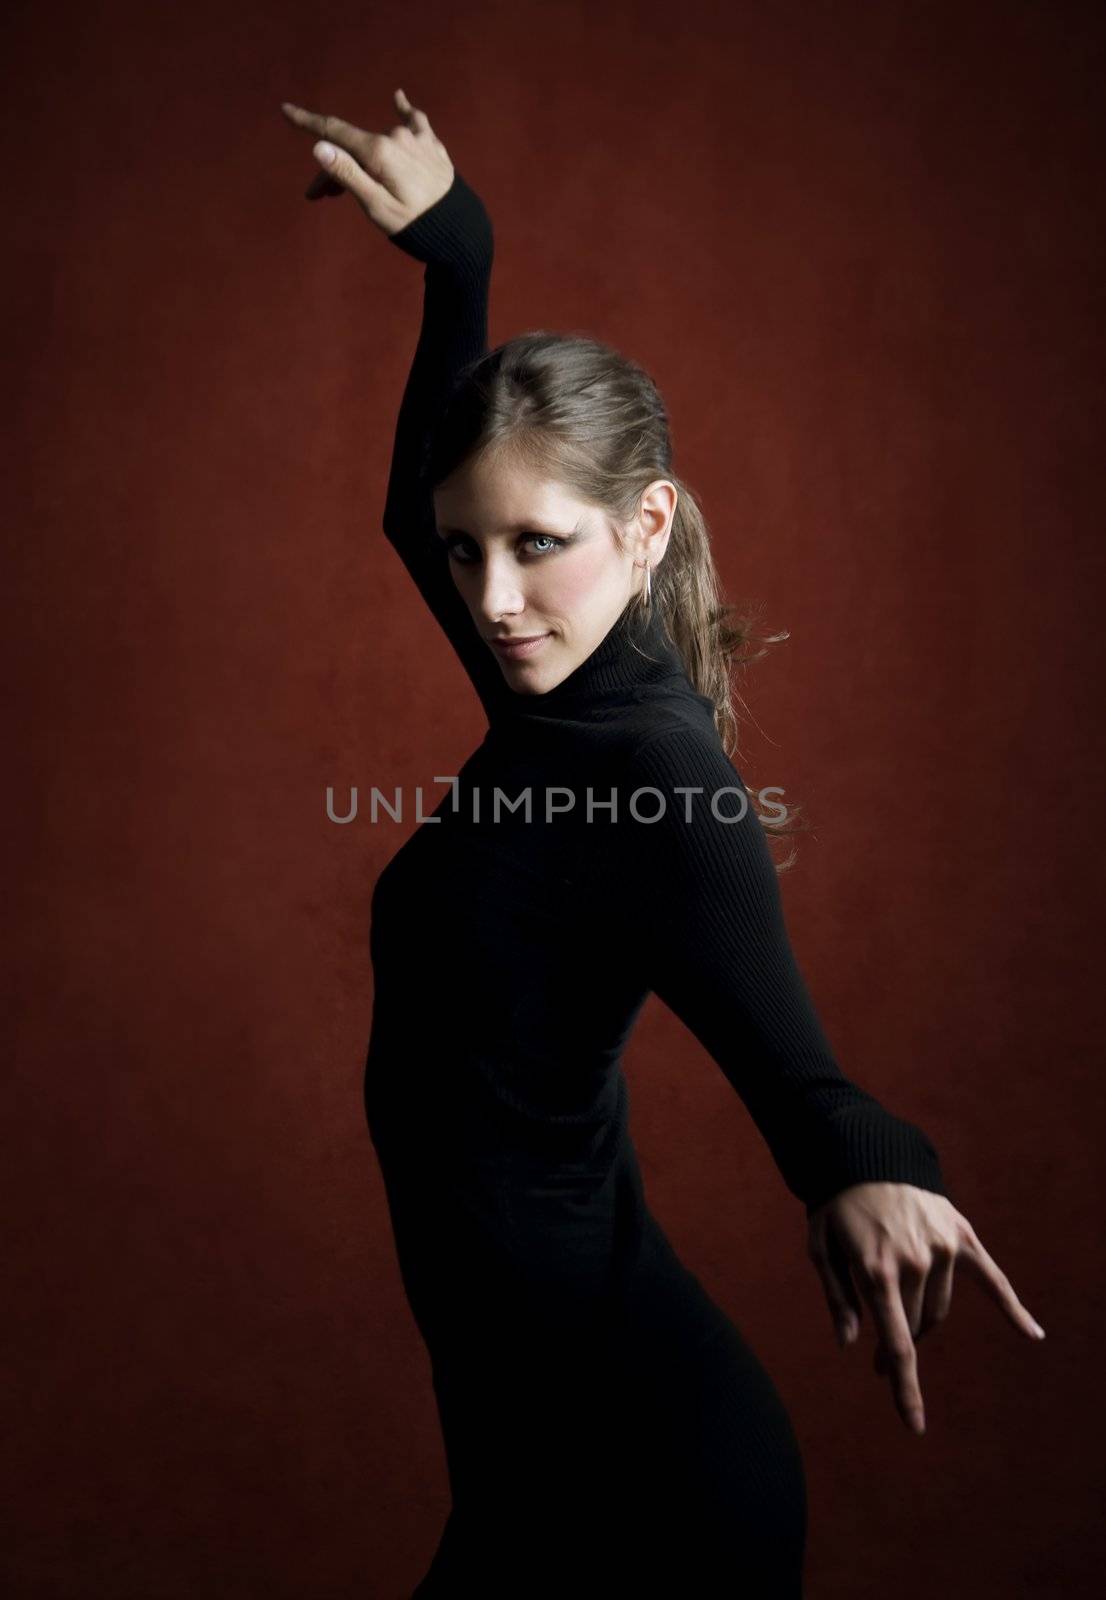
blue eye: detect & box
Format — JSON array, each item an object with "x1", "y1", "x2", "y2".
[
  {"x1": 441, "y1": 537, "x2": 476, "y2": 564},
  {"x1": 441, "y1": 533, "x2": 569, "y2": 564}
]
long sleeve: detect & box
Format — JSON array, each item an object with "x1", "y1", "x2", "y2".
[
  {"x1": 619, "y1": 724, "x2": 949, "y2": 1217},
  {"x1": 383, "y1": 172, "x2": 508, "y2": 722}
]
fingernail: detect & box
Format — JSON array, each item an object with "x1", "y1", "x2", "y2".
[
  {"x1": 1032, "y1": 1321, "x2": 1046, "y2": 1339},
  {"x1": 315, "y1": 141, "x2": 336, "y2": 166}
]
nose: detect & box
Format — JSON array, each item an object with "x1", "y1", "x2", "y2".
[{"x1": 474, "y1": 553, "x2": 526, "y2": 624}]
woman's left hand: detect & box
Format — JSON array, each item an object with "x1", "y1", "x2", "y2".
[{"x1": 806, "y1": 1182, "x2": 1046, "y2": 1434}]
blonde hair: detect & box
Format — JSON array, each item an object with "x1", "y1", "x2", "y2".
[{"x1": 427, "y1": 331, "x2": 810, "y2": 869}]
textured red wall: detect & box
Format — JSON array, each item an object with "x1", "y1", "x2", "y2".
[{"x1": 4, "y1": 1, "x2": 1101, "y2": 1595}]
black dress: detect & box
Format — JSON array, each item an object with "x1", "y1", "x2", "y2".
[{"x1": 364, "y1": 172, "x2": 948, "y2": 1597}]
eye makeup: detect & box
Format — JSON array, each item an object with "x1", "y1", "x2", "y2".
[{"x1": 438, "y1": 530, "x2": 579, "y2": 564}]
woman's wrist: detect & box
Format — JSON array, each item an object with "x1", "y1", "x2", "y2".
[{"x1": 388, "y1": 170, "x2": 495, "y2": 276}]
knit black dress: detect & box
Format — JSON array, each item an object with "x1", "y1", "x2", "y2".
[{"x1": 365, "y1": 172, "x2": 948, "y2": 1598}]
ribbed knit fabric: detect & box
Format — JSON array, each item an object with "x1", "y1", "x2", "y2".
[{"x1": 366, "y1": 171, "x2": 948, "y2": 1597}]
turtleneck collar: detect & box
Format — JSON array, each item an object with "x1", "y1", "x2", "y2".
[{"x1": 489, "y1": 601, "x2": 692, "y2": 725}]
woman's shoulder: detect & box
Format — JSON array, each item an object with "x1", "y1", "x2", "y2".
[
  {"x1": 604, "y1": 694, "x2": 744, "y2": 790},
  {"x1": 616, "y1": 690, "x2": 725, "y2": 756}
]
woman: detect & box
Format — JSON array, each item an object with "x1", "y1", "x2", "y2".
[{"x1": 281, "y1": 90, "x2": 1045, "y2": 1597}]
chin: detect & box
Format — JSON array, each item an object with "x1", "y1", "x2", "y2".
[{"x1": 502, "y1": 664, "x2": 549, "y2": 690}]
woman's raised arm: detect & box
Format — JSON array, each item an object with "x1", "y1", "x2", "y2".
[{"x1": 281, "y1": 91, "x2": 508, "y2": 721}]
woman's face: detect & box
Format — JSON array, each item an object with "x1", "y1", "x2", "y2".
[{"x1": 432, "y1": 454, "x2": 675, "y2": 695}]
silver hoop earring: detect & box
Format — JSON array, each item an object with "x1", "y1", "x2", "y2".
[{"x1": 643, "y1": 562, "x2": 653, "y2": 607}]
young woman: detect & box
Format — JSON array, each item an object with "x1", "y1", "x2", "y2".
[{"x1": 281, "y1": 90, "x2": 1045, "y2": 1597}]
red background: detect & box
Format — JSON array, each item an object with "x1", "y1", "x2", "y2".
[{"x1": 4, "y1": 1, "x2": 1102, "y2": 1595}]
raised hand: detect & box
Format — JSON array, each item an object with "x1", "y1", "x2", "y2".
[
  {"x1": 279, "y1": 88, "x2": 455, "y2": 237},
  {"x1": 807, "y1": 1182, "x2": 1046, "y2": 1434}
]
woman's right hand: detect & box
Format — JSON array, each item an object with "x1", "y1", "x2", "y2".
[{"x1": 280, "y1": 89, "x2": 455, "y2": 238}]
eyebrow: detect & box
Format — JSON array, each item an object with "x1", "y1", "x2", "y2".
[{"x1": 437, "y1": 518, "x2": 580, "y2": 539}]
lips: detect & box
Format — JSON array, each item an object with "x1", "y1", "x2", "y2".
[{"x1": 489, "y1": 632, "x2": 551, "y2": 660}]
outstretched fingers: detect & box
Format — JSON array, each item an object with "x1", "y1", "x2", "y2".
[
  {"x1": 280, "y1": 96, "x2": 406, "y2": 228},
  {"x1": 862, "y1": 1266, "x2": 928, "y2": 1433},
  {"x1": 395, "y1": 87, "x2": 430, "y2": 132},
  {"x1": 281, "y1": 103, "x2": 370, "y2": 151},
  {"x1": 957, "y1": 1222, "x2": 1047, "y2": 1341}
]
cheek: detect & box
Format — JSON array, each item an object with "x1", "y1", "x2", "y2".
[{"x1": 542, "y1": 546, "x2": 618, "y2": 610}]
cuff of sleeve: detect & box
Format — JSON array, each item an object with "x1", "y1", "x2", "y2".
[
  {"x1": 388, "y1": 170, "x2": 494, "y2": 278},
  {"x1": 797, "y1": 1107, "x2": 948, "y2": 1217}
]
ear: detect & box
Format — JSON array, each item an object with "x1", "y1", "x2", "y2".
[{"x1": 638, "y1": 478, "x2": 678, "y2": 563}]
